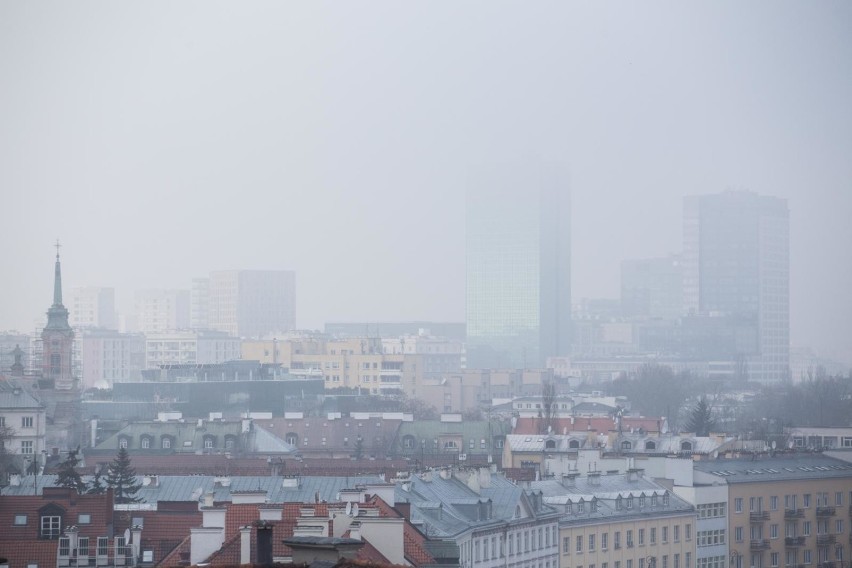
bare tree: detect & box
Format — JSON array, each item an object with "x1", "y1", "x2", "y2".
[{"x1": 540, "y1": 381, "x2": 557, "y2": 434}]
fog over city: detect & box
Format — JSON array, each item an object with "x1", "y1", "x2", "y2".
[{"x1": 1, "y1": 2, "x2": 850, "y2": 364}]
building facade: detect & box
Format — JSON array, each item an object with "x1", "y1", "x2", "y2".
[
  {"x1": 190, "y1": 277, "x2": 211, "y2": 330},
  {"x1": 621, "y1": 255, "x2": 683, "y2": 321},
  {"x1": 68, "y1": 286, "x2": 116, "y2": 329},
  {"x1": 682, "y1": 191, "x2": 789, "y2": 383},
  {"x1": 79, "y1": 329, "x2": 145, "y2": 389},
  {"x1": 133, "y1": 288, "x2": 191, "y2": 334},
  {"x1": 145, "y1": 330, "x2": 241, "y2": 368},
  {"x1": 208, "y1": 270, "x2": 295, "y2": 338},
  {"x1": 466, "y1": 165, "x2": 571, "y2": 369}
]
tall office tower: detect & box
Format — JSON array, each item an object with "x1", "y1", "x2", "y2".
[
  {"x1": 208, "y1": 270, "x2": 296, "y2": 338},
  {"x1": 134, "y1": 289, "x2": 191, "y2": 334},
  {"x1": 683, "y1": 191, "x2": 789, "y2": 383},
  {"x1": 190, "y1": 277, "x2": 210, "y2": 330},
  {"x1": 466, "y1": 165, "x2": 571, "y2": 369},
  {"x1": 69, "y1": 287, "x2": 117, "y2": 329},
  {"x1": 620, "y1": 255, "x2": 683, "y2": 320}
]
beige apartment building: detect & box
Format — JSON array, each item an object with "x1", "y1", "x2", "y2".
[
  {"x1": 693, "y1": 456, "x2": 852, "y2": 568},
  {"x1": 533, "y1": 471, "x2": 697, "y2": 568},
  {"x1": 418, "y1": 369, "x2": 554, "y2": 412},
  {"x1": 242, "y1": 336, "x2": 423, "y2": 395}
]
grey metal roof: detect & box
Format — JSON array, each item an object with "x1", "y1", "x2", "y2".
[
  {"x1": 531, "y1": 473, "x2": 694, "y2": 526},
  {"x1": 395, "y1": 470, "x2": 559, "y2": 539},
  {"x1": 692, "y1": 454, "x2": 852, "y2": 483},
  {"x1": 0, "y1": 384, "x2": 43, "y2": 409},
  {"x1": 1, "y1": 474, "x2": 384, "y2": 504}
]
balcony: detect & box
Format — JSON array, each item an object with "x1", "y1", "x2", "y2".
[
  {"x1": 816, "y1": 506, "x2": 836, "y2": 517},
  {"x1": 750, "y1": 539, "x2": 770, "y2": 550},
  {"x1": 816, "y1": 534, "x2": 836, "y2": 546},
  {"x1": 750, "y1": 511, "x2": 770, "y2": 522},
  {"x1": 818, "y1": 563, "x2": 836, "y2": 568},
  {"x1": 784, "y1": 536, "x2": 805, "y2": 547},
  {"x1": 785, "y1": 509, "x2": 805, "y2": 519}
]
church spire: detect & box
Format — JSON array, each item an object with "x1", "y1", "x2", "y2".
[
  {"x1": 45, "y1": 240, "x2": 71, "y2": 331},
  {"x1": 53, "y1": 239, "x2": 63, "y2": 307}
]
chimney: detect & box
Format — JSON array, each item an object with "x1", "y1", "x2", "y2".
[
  {"x1": 257, "y1": 526, "x2": 273, "y2": 566},
  {"x1": 202, "y1": 491, "x2": 215, "y2": 508},
  {"x1": 349, "y1": 521, "x2": 362, "y2": 541},
  {"x1": 479, "y1": 467, "x2": 491, "y2": 489},
  {"x1": 131, "y1": 525, "x2": 143, "y2": 563},
  {"x1": 240, "y1": 526, "x2": 252, "y2": 565},
  {"x1": 561, "y1": 472, "x2": 579, "y2": 488}
]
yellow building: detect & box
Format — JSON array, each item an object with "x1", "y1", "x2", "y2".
[
  {"x1": 533, "y1": 471, "x2": 697, "y2": 568},
  {"x1": 692, "y1": 456, "x2": 852, "y2": 568}
]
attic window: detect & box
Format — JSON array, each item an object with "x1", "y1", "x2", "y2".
[
  {"x1": 569, "y1": 440, "x2": 580, "y2": 449},
  {"x1": 545, "y1": 440, "x2": 557, "y2": 450},
  {"x1": 14, "y1": 514, "x2": 27, "y2": 525}
]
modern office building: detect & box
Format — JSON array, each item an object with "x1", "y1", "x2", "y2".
[
  {"x1": 68, "y1": 286, "x2": 117, "y2": 329},
  {"x1": 466, "y1": 165, "x2": 571, "y2": 369},
  {"x1": 621, "y1": 255, "x2": 683, "y2": 321},
  {"x1": 134, "y1": 288, "x2": 191, "y2": 334},
  {"x1": 682, "y1": 191, "x2": 789, "y2": 383},
  {"x1": 190, "y1": 277, "x2": 211, "y2": 330},
  {"x1": 208, "y1": 270, "x2": 295, "y2": 338}
]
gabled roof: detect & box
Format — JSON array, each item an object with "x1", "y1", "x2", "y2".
[{"x1": 0, "y1": 381, "x2": 44, "y2": 409}]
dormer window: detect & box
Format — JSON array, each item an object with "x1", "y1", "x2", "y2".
[
  {"x1": 569, "y1": 439, "x2": 580, "y2": 449},
  {"x1": 40, "y1": 515, "x2": 61, "y2": 539},
  {"x1": 680, "y1": 441, "x2": 693, "y2": 452},
  {"x1": 616, "y1": 496, "x2": 623, "y2": 510},
  {"x1": 140, "y1": 436, "x2": 153, "y2": 449},
  {"x1": 645, "y1": 441, "x2": 657, "y2": 450},
  {"x1": 119, "y1": 437, "x2": 129, "y2": 449},
  {"x1": 621, "y1": 441, "x2": 632, "y2": 450},
  {"x1": 663, "y1": 492, "x2": 670, "y2": 506},
  {"x1": 545, "y1": 440, "x2": 557, "y2": 450}
]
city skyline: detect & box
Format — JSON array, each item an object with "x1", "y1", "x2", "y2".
[{"x1": 1, "y1": 3, "x2": 850, "y2": 365}]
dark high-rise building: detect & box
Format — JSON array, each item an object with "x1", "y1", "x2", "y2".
[
  {"x1": 41, "y1": 243, "x2": 76, "y2": 390},
  {"x1": 683, "y1": 191, "x2": 789, "y2": 383},
  {"x1": 465, "y1": 165, "x2": 571, "y2": 369}
]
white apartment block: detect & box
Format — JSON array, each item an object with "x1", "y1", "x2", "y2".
[
  {"x1": 208, "y1": 270, "x2": 295, "y2": 338},
  {"x1": 69, "y1": 286, "x2": 117, "y2": 329},
  {"x1": 145, "y1": 330, "x2": 241, "y2": 368},
  {"x1": 134, "y1": 289, "x2": 190, "y2": 334},
  {"x1": 79, "y1": 329, "x2": 145, "y2": 389},
  {"x1": 191, "y1": 277, "x2": 211, "y2": 330}
]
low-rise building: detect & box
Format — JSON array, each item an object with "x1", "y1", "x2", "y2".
[
  {"x1": 0, "y1": 381, "x2": 47, "y2": 458},
  {"x1": 145, "y1": 330, "x2": 240, "y2": 368},
  {"x1": 532, "y1": 471, "x2": 696, "y2": 568}
]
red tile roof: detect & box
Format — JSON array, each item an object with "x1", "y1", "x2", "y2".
[{"x1": 368, "y1": 496, "x2": 435, "y2": 567}]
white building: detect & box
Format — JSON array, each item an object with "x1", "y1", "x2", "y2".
[
  {"x1": 79, "y1": 329, "x2": 145, "y2": 389},
  {"x1": 0, "y1": 383, "x2": 47, "y2": 457},
  {"x1": 190, "y1": 277, "x2": 211, "y2": 330},
  {"x1": 134, "y1": 289, "x2": 190, "y2": 334},
  {"x1": 69, "y1": 286, "x2": 117, "y2": 329},
  {"x1": 208, "y1": 270, "x2": 295, "y2": 338},
  {"x1": 145, "y1": 330, "x2": 240, "y2": 368}
]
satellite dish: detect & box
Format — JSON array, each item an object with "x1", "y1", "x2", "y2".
[
  {"x1": 124, "y1": 528, "x2": 131, "y2": 544},
  {"x1": 345, "y1": 502, "x2": 352, "y2": 516},
  {"x1": 352, "y1": 503, "x2": 359, "y2": 517}
]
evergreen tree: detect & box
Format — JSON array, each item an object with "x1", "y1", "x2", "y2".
[
  {"x1": 56, "y1": 448, "x2": 86, "y2": 494},
  {"x1": 87, "y1": 467, "x2": 107, "y2": 495},
  {"x1": 684, "y1": 397, "x2": 718, "y2": 437},
  {"x1": 106, "y1": 447, "x2": 143, "y2": 503}
]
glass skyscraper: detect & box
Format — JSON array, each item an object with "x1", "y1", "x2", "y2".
[{"x1": 465, "y1": 165, "x2": 571, "y2": 369}]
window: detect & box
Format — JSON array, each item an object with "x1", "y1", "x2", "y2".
[
  {"x1": 639, "y1": 529, "x2": 645, "y2": 545},
  {"x1": 836, "y1": 492, "x2": 843, "y2": 506},
  {"x1": 645, "y1": 441, "x2": 657, "y2": 450},
  {"x1": 78, "y1": 514, "x2": 91, "y2": 524},
  {"x1": 836, "y1": 520, "x2": 843, "y2": 533},
  {"x1": 97, "y1": 537, "x2": 109, "y2": 557},
  {"x1": 770, "y1": 553, "x2": 778, "y2": 567},
  {"x1": 576, "y1": 535, "x2": 583, "y2": 553},
  {"x1": 627, "y1": 530, "x2": 633, "y2": 547},
  {"x1": 675, "y1": 554, "x2": 680, "y2": 568},
  {"x1": 141, "y1": 437, "x2": 151, "y2": 449},
  {"x1": 681, "y1": 441, "x2": 693, "y2": 451},
  {"x1": 770, "y1": 496, "x2": 778, "y2": 511},
  {"x1": 78, "y1": 537, "x2": 89, "y2": 556},
  {"x1": 803, "y1": 521, "x2": 811, "y2": 536},
  {"x1": 119, "y1": 438, "x2": 128, "y2": 449},
  {"x1": 602, "y1": 532, "x2": 608, "y2": 550},
  {"x1": 204, "y1": 437, "x2": 214, "y2": 449},
  {"x1": 735, "y1": 498, "x2": 743, "y2": 513},
  {"x1": 21, "y1": 440, "x2": 33, "y2": 454},
  {"x1": 662, "y1": 526, "x2": 668, "y2": 543},
  {"x1": 803, "y1": 551, "x2": 812, "y2": 565},
  {"x1": 770, "y1": 524, "x2": 778, "y2": 539},
  {"x1": 22, "y1": 416, "x2": 33, "y2": 428},
  {"x1": 803, "y1": 494, "x2": 811, "y2": 508},
  {"x1": 614, "y1": 532, "x2": 621, "y2": 549},
  {"x1": 142, "y1": 551, "x2": 154, "y2": 563},
  {"x1": 697, "y1": 503, "x2": 726, "y2": 518},
  {"x1": 161, "y1": 437, "x2": 171, "y2": 449},
  {"x1": 41, "y1": 516, "x2": 61, "y2": 539},
  {"x1": 589, "y1": 534, "x2": 595, "y2": 552},
  {"x1": 59, "y1": 537, "x2": 70, "y2": 557},
  {"x1": 697, "y1": 530, "x2": 726, "y2": 547},
  {"x1": 650, "y1": 527, "x2": 656, "y2": 544},
  {"x1": 686, "y1": 553, "x2": 691, "y2": 568},
  {"x1": 563, "y1": 537, "x2": 570, "y2": 554},
  {"x1": 663, "y1": 555, "x2": 668, "y2": 568},
  {"x1": 735, "y1": 527, "x2": 743, "y2": 542},
  {"x1": 14, "y1": 515, "x2": 27, "y2": 525},
  {"x1": 674, "y1": 525, "x2": 680, "y2": 542},
  {"x1": 686, "y1": 524, "x2": 692, "y2": 540}
]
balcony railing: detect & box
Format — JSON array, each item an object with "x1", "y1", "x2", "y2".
[
  {"x1": 784, "y1": 536, "x2": 805, "y2": 547},
  {"x1": 750, "y1": 539, "x2": 770, "y2": 550},
  {"x1": 750, "y1": 511, "x2": 770, "y2": 522},
  {"x1": 785, "y1": 509, "x2": 805, "y2": 519},
  {"x1": 816, "y1": 534, "x2": 836, "y2": 546},
  {"x1": 816, "y1": 506, "x2": 835, "y2": 517},
  {"x1": 817, "y1": 562, "x2": 836, "y2": 568}
]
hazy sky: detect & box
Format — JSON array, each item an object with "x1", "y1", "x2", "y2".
[{"x1": 1, "y1": 2, "x2": 851, "y2": 364}]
